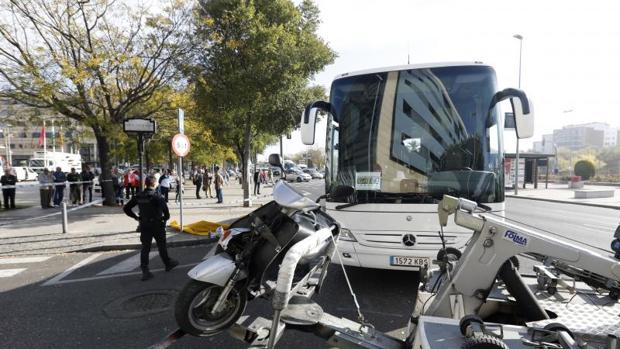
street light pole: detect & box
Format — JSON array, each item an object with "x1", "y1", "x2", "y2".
[{"x1": 513, "y1": 34, "x2": 523, "y2": 195}]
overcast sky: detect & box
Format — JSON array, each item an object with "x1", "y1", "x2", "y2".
[{"x1": 260, "y1": 0, "x2": 620, "y2": 160}]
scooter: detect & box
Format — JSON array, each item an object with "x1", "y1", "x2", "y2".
[{"x1": 174, "y1": 155, "x2": 351, "y2": 337}]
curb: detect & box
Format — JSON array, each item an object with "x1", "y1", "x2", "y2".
[
  {"x1": 72, "y1": 236, "x2": 218, "y2": 253},
  {"x1": 506, "y1": 195, "x2": 620, "y2": 210},
  {"x1": 70, "y1": 217, "x2": 239, "y2": 253}
]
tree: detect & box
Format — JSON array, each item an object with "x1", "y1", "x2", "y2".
[
  {"x1": 194, "y1": 0, "x2": 335, "y2": 206},
  {"x1": 289, "y1": 147, "x2": 325, "y2": 169},
  {"x1": 0, "y1": 0, "x2": 194, "y2": 204},
  {"x1": 574, "y1": 159, "x2": 595, "y2": 180}
]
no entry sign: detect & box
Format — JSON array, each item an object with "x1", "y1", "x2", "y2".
[{"x1": 172, "y1": 134, "x2": 190, "y2": 157}]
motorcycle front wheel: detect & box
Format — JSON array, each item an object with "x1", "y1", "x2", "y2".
[{"x1": 175, "y1": 280, "x2": 247, "y2": 336}]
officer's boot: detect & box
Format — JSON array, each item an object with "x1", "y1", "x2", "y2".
[
  {"x1": 141, "y1": 266, "x2": 154, "y2": 281},
  {"x1": 165, "y1": 259, "x2": 179, "y2": 272}
]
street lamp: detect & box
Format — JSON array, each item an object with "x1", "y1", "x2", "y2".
[{"x1": 513, "y1": 34, "x2": 523, "y2": 195}]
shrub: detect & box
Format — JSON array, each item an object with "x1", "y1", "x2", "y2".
[{"x1": 574, "y1": 160, "x2": 596, "y2": 180}]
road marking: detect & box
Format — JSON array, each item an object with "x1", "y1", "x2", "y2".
[
  {"x1": 0, "y1": 268, "x2": 26, "y2": 277},
  {"x1": 302, "y1": 191, "x2": 311, "y2": 196},
  {"x1": 42, "y1": 262, "x2": 198, "y2": 285},
  {"x1": 96, "y1": 252, "x2": 157, "y2": 276},
  {"x1": 0, "y1": 256, "x2": 51, "y2": 265},
  {"x1": 42, "y1": 253, "x2": 103, "y2": 286}
]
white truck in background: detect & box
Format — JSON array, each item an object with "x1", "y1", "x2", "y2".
[{"x1": 28, "y1": 151, "x2": 82, "y2": 173}]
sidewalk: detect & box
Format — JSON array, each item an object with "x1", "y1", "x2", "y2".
[
  {"x1": 0, "y1": 180, "x2": 275, "y2": 256},
  {"x1": 507, "y1": 182, "x2": 620, "y2": 209}
]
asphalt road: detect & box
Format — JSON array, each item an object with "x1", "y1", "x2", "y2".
[
  {"x1": 0, "y1": 245, "x2": 418, "y2": 349},
  {"x1": 1, "y1": 180, "x2": 618, "y2": 349}
]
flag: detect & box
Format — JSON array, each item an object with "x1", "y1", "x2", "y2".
[{"x1": 38, "y1": 126, "x2": 45, "y2": 146}]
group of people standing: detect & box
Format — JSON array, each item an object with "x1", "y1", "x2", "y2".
[
  {"x1": 191, "y1": 166, "x2": 225, "y2": 203},
  {"x1": 39, "y1": 165, "x2": 96, "y2": 208}
]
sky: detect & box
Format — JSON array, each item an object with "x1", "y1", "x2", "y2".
[{"x1": 262, "y1": 0, "x2": 620, "y2": 160}]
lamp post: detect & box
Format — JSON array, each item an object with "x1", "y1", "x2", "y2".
[{"x1": 513, "y1": 34, "x2": 523, "y2": 195}]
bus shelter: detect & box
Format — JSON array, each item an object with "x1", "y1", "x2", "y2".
[{"x1": 505, "y1": 153, "x2": 555, "y2": 189}]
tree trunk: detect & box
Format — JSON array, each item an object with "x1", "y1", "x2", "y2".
[
  {"x1": 242, "y1": 120, "x2": 252, "y2": 207},
  {"x1": 94, "y1": 128, "x2": 116, "y2": 206}
]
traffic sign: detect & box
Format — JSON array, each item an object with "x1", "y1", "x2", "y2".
[
  {"x1": 123, "y1": 118, "x2": 156, "y2": 135},
  {"x1": 172, "y1": 134, "x2": 190, "y2": 157}
]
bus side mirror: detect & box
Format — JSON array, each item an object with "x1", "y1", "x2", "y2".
[
  {"x1": 300, "y1": 100, "x2": 332, "y2": 145},
  {"x1": 511, "y1": 96, "x2": 534, "y2": 139},
  {"x1": 301, "y1": 106, "x2": 318, "y2": 145},
  {"x1": 490, "y1": 88, "x2": 534, "y2": 139}
]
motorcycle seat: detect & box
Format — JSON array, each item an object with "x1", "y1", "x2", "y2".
[{"x1": 273, "y1": 181, "x2": 320, "y2": 212}]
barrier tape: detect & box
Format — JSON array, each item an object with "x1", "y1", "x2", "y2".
[
  {"x1": 0, "y1": 179, "x2": 113, "y2": 189},
  {"x1": 167, "y1": 192, "x2": 273, "y2": 208},
  {"x1": 0, "y1": 198, "x2": 105, "y2": 227}
]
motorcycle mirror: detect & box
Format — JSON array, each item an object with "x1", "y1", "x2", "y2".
[{"x1": 331, "y1": 185, "x2": 354, "y2": 201}]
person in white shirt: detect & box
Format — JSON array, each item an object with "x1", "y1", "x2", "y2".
[{"x1": 158, "y1": 169, "x2": 172, "y2": 202}]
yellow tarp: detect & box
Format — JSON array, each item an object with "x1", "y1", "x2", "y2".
[{"x1": 169, "y1": 220, "x2": 230, "y2": 236}]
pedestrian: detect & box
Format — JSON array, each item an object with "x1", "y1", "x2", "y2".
[
  {"x1": 253, "y1": 169, "x2": 261, "y2": 195},
  {"x1": 52, "y1": 167, "x2": 66, "y2": 207},
  {"x1": 153, "y1": 168, "x2": 162, "y2": 187},
  {"x1": 174, "y1": 170, "x2": 183, "y2": 203},
  {"x1": 193, "y1": 169, "x2": 203, "y2": 199},
  {"x1": 123, "y1": 175, "x2": 178, "y2": 281},
  {"x1": 38, "y1": 168, "x2": 53, "y2": 208},
  {"x1": 158, "y1": 169, "x2": 171, "y2": 202},
  {"x1": 123, "y1": 170, "x2": 131, "y2": 199},
  {"x1": 0, "y1": 167, "x2": 17, "y2": 209},
  {"x1": 112, "y1": 167, "x2": 123, "y2": 206},
  {"x1": 80, "y1": 165, "x2": 94, "y2": 204},
  {"x1": 67, "y1": 168, "x2": 81, "y2": 205},
  {"x1": 204, "y1": 169, "x2": 213, "y2": 198},
  {"x1": 129, "y1": 170, "x2": 139, "y2": 197},
  {"x1": 214, "y1": 166, "x2": 224, "y2": 203}
]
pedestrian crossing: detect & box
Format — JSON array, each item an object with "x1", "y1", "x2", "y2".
[
  {"x1": 96, "y1": 252, "x2": 157, "y2": 276},
  {"x1": 0, "y1": 256, "x2": 51, "y2": 278}
]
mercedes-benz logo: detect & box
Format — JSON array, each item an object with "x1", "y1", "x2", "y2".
[{"x1": 402, "y1": 234, "x2": 416, "y2": 247}]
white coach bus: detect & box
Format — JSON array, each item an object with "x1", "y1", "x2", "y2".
[{"x1": 301, "y1": 62, "x2": 534, "y2": 270}]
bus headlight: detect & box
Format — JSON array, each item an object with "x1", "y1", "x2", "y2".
[{"x1": 339, "y1": 228, "x2": 357, "y2": 242}]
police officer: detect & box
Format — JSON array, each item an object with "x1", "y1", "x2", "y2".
[
  {"x1": 123, "y1": 175, "x2": 178, "y2": 281},
  {"x1": 1, "y1": 168, "x2": 17, "y2": 209}
]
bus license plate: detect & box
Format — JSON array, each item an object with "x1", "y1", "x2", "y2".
[{"x1": 390, "y1": 256, "x2": 429, "y2": 267}]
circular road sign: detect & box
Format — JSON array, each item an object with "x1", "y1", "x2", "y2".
[{"x1": 172, "y1": 134, "x2": 190, "y2": 157}]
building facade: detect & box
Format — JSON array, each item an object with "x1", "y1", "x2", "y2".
[{"x1": 0, "y1": 99, "x2": 97, "y2": 166}]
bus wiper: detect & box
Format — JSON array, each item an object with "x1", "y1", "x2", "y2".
[
  {"x1": 373, "y1": 192, "x2": 439, "y2": 203},
  {"x1": 335, "y1": 199, "x2": 367, "y2": 210}
]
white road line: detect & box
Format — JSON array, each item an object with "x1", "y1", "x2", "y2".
[
  {"x1": 42, "y1": 253, "x2": 103, "y2": 286},
  {"x1": 97, "y1": 252, "x2": 157, "y2": 276},
  {"x1": 0, "y1": 256, "x2": 51, "y2": 265},
  {"x1": 44, "y1": 262, "x2": 198, "y2": 285},
  {"x1": 0, "y1": 268, "x2": 26, "y2": 278}
]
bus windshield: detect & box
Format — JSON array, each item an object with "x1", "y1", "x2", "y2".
[{"x1": 326, "y1": 65, "x2": 504, "y2": 204}]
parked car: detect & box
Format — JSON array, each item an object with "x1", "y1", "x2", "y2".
[
  {"x1": 285, "y1": 169, "x2": 311, "y2": 182},
  {"x1": 14, "y1": 167, "x2": 38, "y2": 181},
  {"x1": 303, "y1": 168, "x2": 324, "y2": 179}
]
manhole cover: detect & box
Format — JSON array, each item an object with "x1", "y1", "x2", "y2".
[{"x1": 103, "y1": 290, "x2": 178, "y2": 319}]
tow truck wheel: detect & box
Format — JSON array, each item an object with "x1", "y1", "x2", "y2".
[
  {"x1": 437, "y1": 247, "x2": 462, "y2": 262},
  {"x1": 461, "y1": 335, "x2": 509, "y2": 349},
  {"x1": 175, "y1": 280, "x2": 247, "y2": 337},
  {"x1": 459, "y1": 314, "x2": 483, "y2": 336},
  {"x1": 543, "y1": 323, "x2": 574, "y2": 339}
]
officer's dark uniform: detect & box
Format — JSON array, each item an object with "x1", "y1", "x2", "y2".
[
  {"x1": 0, "y1": 172, "x2": 17, "y2": 209},
  {"x1": 123, "y1": 187, "x2": 177, "y2": 280}
]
